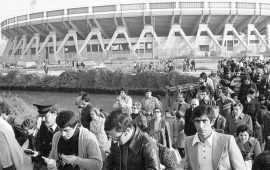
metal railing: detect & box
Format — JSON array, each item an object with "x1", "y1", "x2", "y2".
[
  {"x1": 149, "y1": 2, "x2": 176, "y2": 9},
  {"x1": 46, "y1": 10, "x2": 65, "y2": 17},
  {"x1": 8, "y1": 17, "x2": 15, "y2": 24},
  {"x1": 2, "y1": 1, "x2": 270, "y2": 28},
  {"x1": 260, "y1": 3, "x2": 270, "y2": 10},
  {"x1": 209, "y1": 2, "x2": 231, "y2": 8},
  {"x1": 179, "y1": 2, "x2": 203, "y2": 8},
  {"x1": 92, "y1": 5, "x2": 117, "y2": 13},
  {"x1": 1, "y1": 20, "x2": 7, "y2": 27},
  {"x1": 17, "y1": 15, "x2": 28, "y2": 22},
  {"x1": 121, "y1": 3, "x2": 145, "y2": 11},
  {"x1": 67, "y1": 7, "x2": 89, "y2": 15},
  {"x1": 30, "y1": 12, "x2": 44, "y2": 19},
  {"x1": 236, "y1": 2, "x2": 256, "y2": 9}
]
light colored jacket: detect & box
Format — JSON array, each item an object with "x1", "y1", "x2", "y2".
[
  {"x1": 141, "y1": 96, "x2": 161, "y2": 113},
  {"x1": 184, "y1": 131, "x2": 246, "y2": 170},
  {"x1": 0, "y1": 117, "x2": 24, "y2": 170},
  {"x1": 49, "y1": 127, "x2": 102, "y2": 170},
  {"x1": 171, "y1": 102, "x2": 190, "y2": 116},
  {"x1": 173, "y1": 118, "x2": 185, "y2": 148}
]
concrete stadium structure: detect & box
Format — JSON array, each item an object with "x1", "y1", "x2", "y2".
[{"x1": 1, "y1": 0, "x2": 270, "y2": 63}]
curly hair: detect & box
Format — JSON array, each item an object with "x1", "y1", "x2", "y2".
[
  {"x1": 0, "y1": 101, "x2": 11, "y2": 115},
  {"x1": 236, "y1": 124, "x2": 250, "y2": 137},
  {"x1": 104, "y1": 108, "x2": 133, "y2": 132}
]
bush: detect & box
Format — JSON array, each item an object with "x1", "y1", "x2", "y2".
[
  {"x1": 0, "y1": 68, "x2": 198, "y2": 92},
  {"x1": 0, "y1": 92, "x2": 37, "y2": 119}
]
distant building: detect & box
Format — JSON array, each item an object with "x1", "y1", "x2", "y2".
[{"x1": 1, "y1": 0, "x2": 270, "y2": 63}]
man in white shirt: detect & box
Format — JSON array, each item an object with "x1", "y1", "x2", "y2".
[
  {"x1": 184, "y1": 105, "x2": 246, "y2": 170},
  {"x1": 0, "y1": 112, "x2": 24, "y2": 170}
]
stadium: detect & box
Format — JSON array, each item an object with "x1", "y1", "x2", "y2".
[{"x1": 1, "y1": 0, "x2": 270, "y2": 63}]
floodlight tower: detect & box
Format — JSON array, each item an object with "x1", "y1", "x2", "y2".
[{"x1": 30, "y1": 0, "x2": 37, "y2": 13}]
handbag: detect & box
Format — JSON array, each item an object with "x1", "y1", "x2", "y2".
[{"x1": 170, "y1": 148, "x2": 181, "y2": 164}]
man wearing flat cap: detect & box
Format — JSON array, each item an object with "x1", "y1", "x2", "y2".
[{"x1": 27, "y1": 103, "x2": 59, "y2": 170}]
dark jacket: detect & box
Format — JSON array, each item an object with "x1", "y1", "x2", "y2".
[
  {"x1": 148, "y1": 119, "x2": 172, "y2": 148},
  {"x1": 7, "y1": 116, "x2": 28, "y2": 146},
  {"x1": 184, "y1": 108, "x2": 197, "y2": 136},
  {"x1": 263, "y1": 112, "x2": 270, "y2": 140},
  {"x1": 260, "y1": 78, "x2": 270, "y2": 97},
  {"x1": 80, "y1": 103, "x2": 92, "y2": 130},
  {"x1": 106, "y1": 125, "x2": 160, "y2": 170},
  {"x1": 131, "y1": 112, "x2": 148, "y2": 130},
  {"x1": 239, "y1": 82, "x2": 257, "y2": 103},
  {"x1": 216, "y1": 97, "x2": 234, "y2": 119},
  {"x1": 243, "y1": 98, "x2": 259, "y2": 123},
  {"x1": 212, "y1": 114, "x2": 226, "y2": 133},
  {"x1": 35, "y1": 122, "x2": 58, "y2": 165},
  {"x1": 252, "y1": 151, "x2": 270, "y2": 170}
]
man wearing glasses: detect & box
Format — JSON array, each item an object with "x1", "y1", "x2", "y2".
[
  {"x1": 105, "y1": 109, "x2": 160, "y2": 170},
  {"x1": 184, "y1": 105, "x2": 245, "y2": 170}
]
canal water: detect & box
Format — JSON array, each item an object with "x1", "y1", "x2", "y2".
[{"x1": 0, "y1": 90, "x2": 165, "y2": 113}]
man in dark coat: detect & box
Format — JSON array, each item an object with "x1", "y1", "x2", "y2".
[
  {"x1": 29, "y1": 103, "x2": 59, "y2": 170},
  {"x1": 252, "y1": 136, "x2": 270, "y2": 170},
  {"x1": 80, "y1": 93, "x2": 93, "y2": 130},
  {"x1": 242, "y1": 88, "x2": 259, "y2": 126},
  {"x1": 105, "y1": 109, "x2": 160, "y2": 170},
  {"x1": 239, "y1": 76, "x2": 257, "y2": 103},
  {"x1": 184, "y1": 98, "x2": 199, "y2": 136},
  {"x1": 260, "y1": 73, "x2": 270, "y2": 98}
]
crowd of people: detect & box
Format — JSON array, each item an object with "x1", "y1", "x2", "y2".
[
  {"x1": 182, "y1": 59, "x2": 196, "y2": 72},
  {"x1": 133, "y1": 59, "x2": 175, "y2": 73},
  {"x1": 2, "y1": 56, "x2": 270, "y2": 170}
]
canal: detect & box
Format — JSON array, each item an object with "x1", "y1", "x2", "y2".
[{"x1": 0, "y1": 90, "x2": 165, "y2": 113}]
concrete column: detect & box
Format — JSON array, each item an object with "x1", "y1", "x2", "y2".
[
  {"x1": 106, "y1": 26, "x2": 132, "y2": 51},
  {"x1": 195, "y1": 24, "x2": 221, "y2": 50},
  {"x1": 11, "y1": 35, "x2": 27, "y2": 57},
  {"x1": 248, "y1": 24, "x2": 270, "y2": 51},
  {"x1": 165, "y1": 24, "x2": 193, "y2": 50},
  {"x1": 133, "y1": 25, "x2": 162, "y2": 51},
  {"x1": 247, "y1": 24, "x2": 254, "y2": 47},
  {"x1": 223, "y1": 24, "x2": 248, "y2": 50},
  {"x1": 37, "y1": 32, "x2": 56, "y2": 55},
  {"x1": 267, "y1": 25, "x2": 270, "y2": 46},
  {"x1": 56, "y1": 30, "x2": 78, "y2": 55},
  {"x1": 11, "y1": 37, "x2": 18, "y2": 56},
  {"x1": 78, "y1": 28, "x2": 105, "y2": 55},
  {"x1": 2, "y1": 38, "x2": 14, "y2": 59},
  {"x1": 22, "y1": 33, "x2": 40, "y2": 56}
]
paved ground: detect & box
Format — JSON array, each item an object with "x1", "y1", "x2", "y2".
[{"x1": 1, "y1": 57, "x2": 218, "y2": 77}]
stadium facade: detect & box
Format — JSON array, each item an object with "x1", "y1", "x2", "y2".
[{"x1": 1, "y1": 0, "x2": 270, "y2": 63}]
